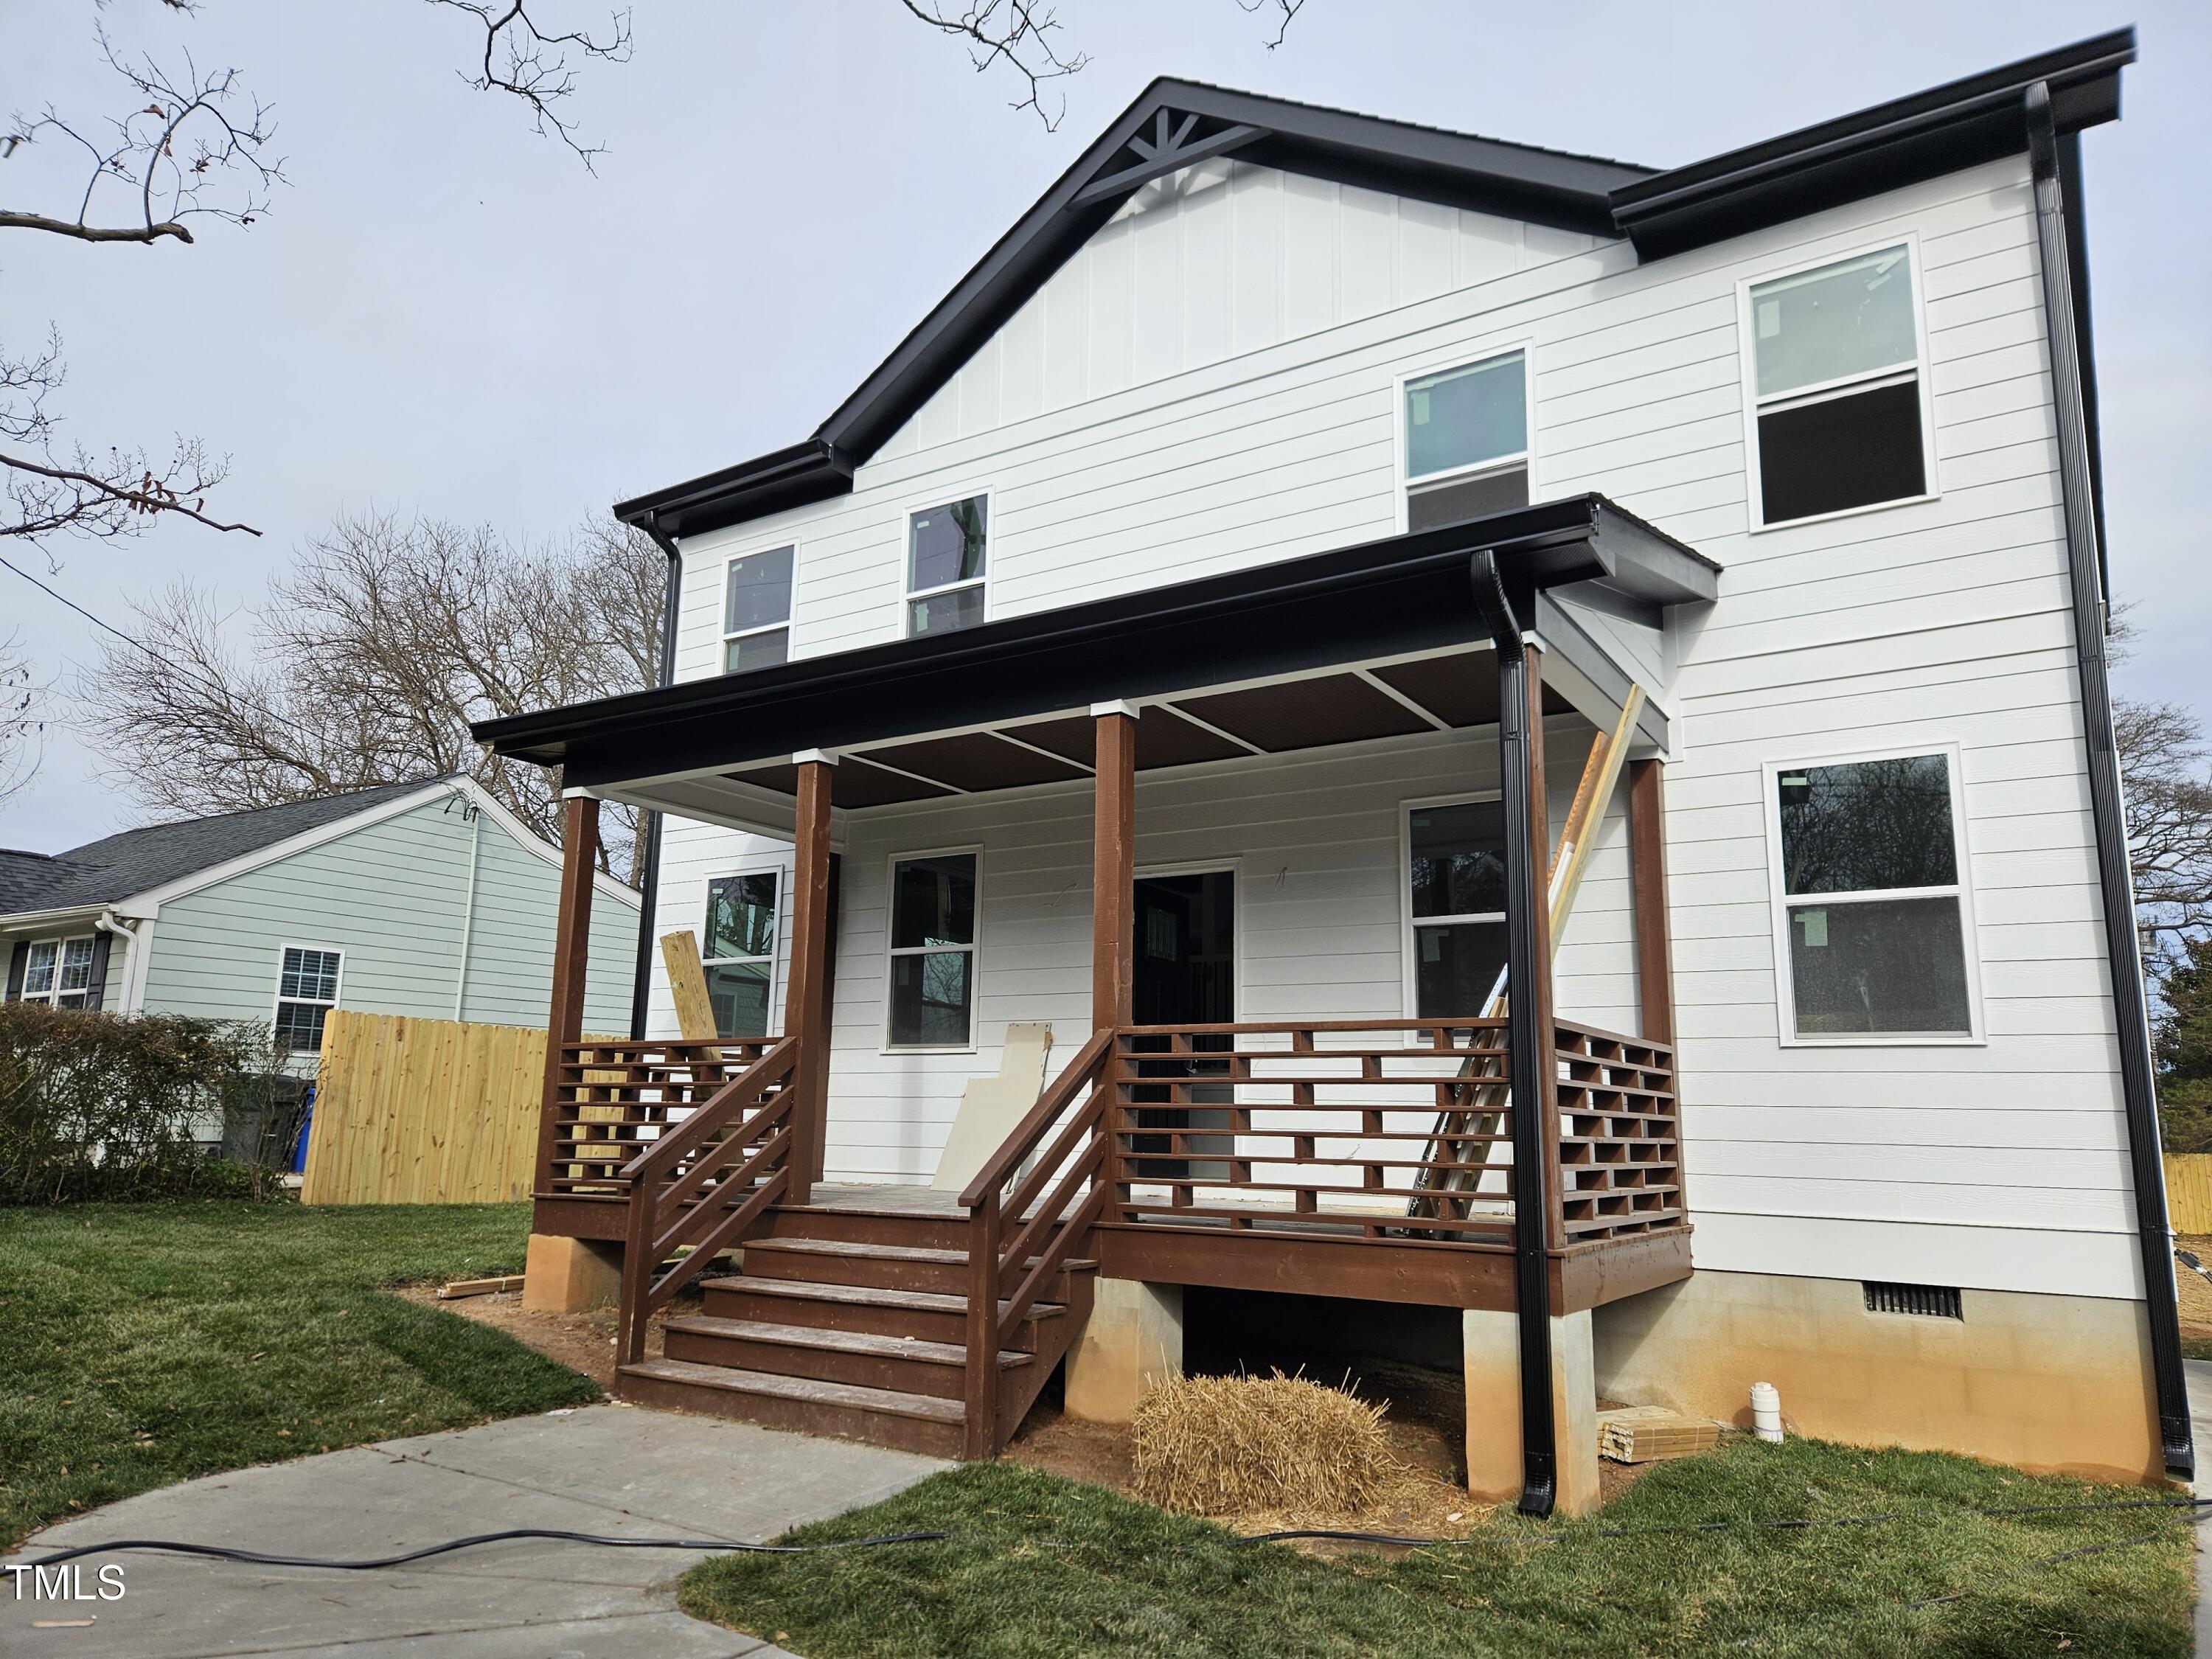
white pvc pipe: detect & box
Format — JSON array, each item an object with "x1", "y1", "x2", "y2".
[{"x1": 1750, "y1": 1380, "x2": 1784, "y2": 1444}]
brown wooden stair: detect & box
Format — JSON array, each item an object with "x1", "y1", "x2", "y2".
[{"x1": 614, "y1": 1198, "x2": 1096, "y2": 1458}]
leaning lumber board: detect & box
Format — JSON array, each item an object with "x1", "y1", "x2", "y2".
[{"x1": 661, "y1": 931, "x2": 720, "y2": 1040}]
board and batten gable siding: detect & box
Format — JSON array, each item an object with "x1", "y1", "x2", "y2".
[
  {"x1": 654, "y1": 149, "x2": 2129, "y2": 1300},
  {"x1": 136, "y1": 793, "x2": 638, "y2": 1042}
]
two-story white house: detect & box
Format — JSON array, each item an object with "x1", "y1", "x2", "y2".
[{"x1": 476, "y1": 30, "x2": 2179, "y2": 1513}]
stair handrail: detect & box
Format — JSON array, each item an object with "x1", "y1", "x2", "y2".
[
  {"x1": 614, "y1": 1034, "x2": 799, "y2": 1366},
  {"x1": 960, "y1": 1029, "x2": 1116, "y2": 1458}
]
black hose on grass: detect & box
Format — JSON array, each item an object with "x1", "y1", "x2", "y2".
[{"x1": 16, "y1": 1528, "x2": 950, "y2": 1572}]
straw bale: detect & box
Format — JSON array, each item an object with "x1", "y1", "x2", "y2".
[{"x1": 1130, "y1": 1371, "x2": 1403, "y2": 1518}]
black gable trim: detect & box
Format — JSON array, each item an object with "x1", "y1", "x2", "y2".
[{"x1": 1610, "y1": 29, "x2": 2132, "y2": 259}]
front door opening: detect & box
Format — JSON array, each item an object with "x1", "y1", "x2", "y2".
[{"x1": 1130, "y1": 869, "x2": 1234, "y2": 1185}]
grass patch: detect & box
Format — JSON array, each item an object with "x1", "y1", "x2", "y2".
[
  {"x1": 681, "y1": 1442, "x2": 2191, "y2": 1658},
  {"x1": 0, "y1": 1200, "x2": 597, "y2": 1546},
  {"x1": 2179, "y1": 1331, "x2": 2212, "y2": 1363}
]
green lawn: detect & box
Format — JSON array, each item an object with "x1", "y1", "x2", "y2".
[
  {"x1": 0, "y1": 1201, "x2": 597, "y2": 1547},
  {"x1": 681, "y1": 1444, "x2": 2193, "y2": 1658}
]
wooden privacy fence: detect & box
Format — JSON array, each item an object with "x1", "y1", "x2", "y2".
[
  {"x1": 302, "y1": 1010, "x2": 613, "y2": 1205},
  {"x1": 2168, "y1": 1155, "x2": 2212, "y2": 1237}
]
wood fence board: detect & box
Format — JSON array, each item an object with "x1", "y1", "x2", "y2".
[
  {"x1": 2168, "y1": 1154, "x2": 2212, "y2": 1237},
  {"x1": 305, "y1": 1009, "x2": 613, "y2": 1205}
]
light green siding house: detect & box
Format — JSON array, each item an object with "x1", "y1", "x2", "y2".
[{"x1": 1, "y1": 778, "x2": 640, "y2": 1061}]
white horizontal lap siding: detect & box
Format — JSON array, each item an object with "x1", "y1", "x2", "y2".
[
  {"x1": 644, "y1": 819, "x2": 795, "y2": 1040},
  {"x1": 813, "y1": 723, "x2": 1631, "y2": 1186},
  {"x1": 456, "y1": 814, "x2": 640, "y2": 1034}
]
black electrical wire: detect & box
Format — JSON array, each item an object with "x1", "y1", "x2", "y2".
[{"x1": 19, "y1": 1528, "x2": 950, "y2": 1572}]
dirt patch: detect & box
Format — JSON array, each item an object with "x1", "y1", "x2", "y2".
[{"x1": 394, "y1": 1286, "x2": 695, "y2": 1390}]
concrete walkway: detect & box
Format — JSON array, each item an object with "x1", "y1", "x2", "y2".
[
  {"x1": 1, "y1": 1405, "x2": 946, "y2": 1658},
  {"x1": 2189, "y1": 1359, "x2": 2212, "y2": 1659}
]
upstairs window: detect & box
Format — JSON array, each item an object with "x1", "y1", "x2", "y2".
[
  {"x1": 274, "y1": 945, "x2": 342, "y2": 1053},
  {"x1": 19, "y1": 937, "x2": 97, "y2": 1009},
  {"x1": 703, "y1": 872, "x2": 779, "y2": 1039},
  {"x1": 1405, "y1": 799, "x2": 1509, "y2": 1018},
  {"x1": 887, "y1": 850, "x2": 978, "y2": 1048},
  {"x1": 1745, "y1": 245, "x2": 1933, "y2": 527},
  {"x1": 1402, "y1": 350, "x2": 1530, "y2": 532},
  {"x1": 906, "y1": 495, "x2": 987, "y2": 638},
  {"x1": 723, "y1": 546, "x2": 794, "y2": 674},
  {"x1": 1767, "y1": 751, "x2": 1978, "y2": 1040}
]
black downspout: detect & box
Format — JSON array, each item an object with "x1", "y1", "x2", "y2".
[
  {"x1": 1470, "y1": 549, "x2": 1557, "y2": 1517},
  {"x1": 626, "y1": 512, "x2": 685, "y2": 1041},
  {"x1": 2025, "y1": 81, "x2": 2193, "y2": 1480}
]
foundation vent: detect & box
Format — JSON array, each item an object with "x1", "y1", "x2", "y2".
[{"x1": 1863, "y1": 1281, "x2": 1962, "y2": 1319}]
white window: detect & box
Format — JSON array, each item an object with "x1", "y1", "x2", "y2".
[
  {"x1": 1400, "y1": 349, "x2": 1531, "y2": 532},
  {"x1": 1741, "y1": 243, "x2": 1936, "y2": 528},
  {"x1": 1764, "y1": 749, "x2": 1980, "y2": 1042},
  {"x1": 905, "y1": 495, "x2": 987, "y2": 638},
  {"x1": 702, "y1": 872, "x2": 779, "y2": 1038},
  {"x1": 1403, "y1": 798, "x2": 1509, "y2": 1018},
  {"x1": 18, "y1": 936, "x2": 97, "y2": 1008},
  {"x1": 274, "y1": 946, "x2": 343, "y2": 1054},
  {"x1": 723, "y1": 545, "x2": 794, "y2": 674},
  {"x1": 886, "y1": 849, "x2": 978, "y2": 1049}
]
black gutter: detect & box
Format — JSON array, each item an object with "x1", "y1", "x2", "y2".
[
  {"x1": 1470, "y1": 549, "x2": 1555, "y2": 1518},
  {"x1": 622, "y1": 514, "x2": 687, "y2": 1040},
  {"x1": 613, "y1": 439, "x2": 854, "y2": 544},
  {"x1": 2025, "y1": 80, "x2": 2191, "y2": 1481}
]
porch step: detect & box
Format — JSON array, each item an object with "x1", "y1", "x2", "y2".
[
  {"x1": 616, "y1": 1357, "x2": 965, "y2": 1458},
  {"x1": 661, "y1": 1315, "x2": 1031, "y2": 1399},
  {"x1": 742, "y1": 1236, "x2": 1095, "y2": 1298},
  {"x1": 761, "y1": 1202, "x2": 970, "y2": 1251},
  {"x1": 700, "y1": 1274, "x2": 1066, "y2": 1352}
]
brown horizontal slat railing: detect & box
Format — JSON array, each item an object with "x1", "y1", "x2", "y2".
[{"x1": 1553, "y1": 1018, "x2": 1684, "y2": 1242}]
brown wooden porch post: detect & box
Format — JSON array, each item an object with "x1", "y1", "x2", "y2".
[
  {"x1": 1627, "y1": 758, "x2": 1677, "y2": 1047},
  {"x1": 535, "y1": 793, "x2": 600, "y2": 1198},
  {"x1": 1521, "y1": 649, "x2": 1565, "y2": 1255},
  {"x1": 785, "y1": 757, "x2": 835, "y2": 1205},
  {"x1": 1092, "y1": 707, "x2": 1137, "y2": 1032}
]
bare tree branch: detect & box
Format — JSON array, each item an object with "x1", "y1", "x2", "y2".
[
  {"x1": 0, "y1": 446, "x2": 259, "y2": 540},
  {"x1": 425, "y1": 1, "x2": 635, "y2": 173},
  {"x1": 0, "y1": 630, "x2": 40, "y2": 807},
  {"x1": 73, "y1": 512, "x2": 665, "y2": 881},
  {"x1": 900, "y1": 0, "x2": 1091, "y2": 131},
  {"x1": 1235, "y1": 0, "x2": 1307, "y2": 49}
]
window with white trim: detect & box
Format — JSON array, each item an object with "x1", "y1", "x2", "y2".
[
  {"x1": 702, "y1": 872, "x2": 778, "y2": 1038},
  {"x1": 1745, "y1": 244, "x2": 1932, "y2": 526},
  {"x1": 274, "y1": 946, "x2": 342, "y2": 1054},
  {"x1": 20, "y1": 936, "x2": 97, "y2": 1008},
  {"x1": 887, "y1": 851, "x2": 977, "y2": 1048},
  {"x1": 1769, "y1": 752, "x2": 1976, "y2": 1038},
  {"x1": 1405, "y1": 799, "x2": 1509, "y2": 1018},
  {"x1": 723, "y1": 546, "x2": 794, "y2": 674},
  {"x1": 905, "y1": 495, "x2": 987, "y2": 638},
  {"x1": 1402, "y1": 350, "x2": 1530, "y2": 532}
]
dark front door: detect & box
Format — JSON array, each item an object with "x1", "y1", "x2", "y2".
[{"x1": 1130, "y1": 871, "x2": 1234, "y2": 1185}]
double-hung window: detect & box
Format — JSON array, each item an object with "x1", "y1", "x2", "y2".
[
  {"x1": 887, "y1": 850, "x2": 978, "y2": 1048},
  {"x1": 19, "y1": 937, "x2": 97, "y2": 1008},
  {"x1": 1401, "y1": 349, "x2": 1530, "y2": 532},
  {"x1": 1743, "y1": 243, "x2": 1934, "y2": 527},
  {"x1": 703, "y1": 872, "x2": 779, "y2": 1038},
  {"x1": 274, "y1": 946, "x2": 342, "y2": 1054},
  {"x1": 723, "y1": 546, "x2": 794, "y2": 674},
  {"x1": 1766, "y1": 750, "x2": 1979, "y2": 1040},
  {"x1": 905, "y1": 495, "x2": 987, "y2": 638},
  {"x1": 1405, "y1": 799, "x2": 1509, "y2": 1017}
]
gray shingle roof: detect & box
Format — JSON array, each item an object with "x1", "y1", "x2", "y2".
[{"x1": 0, "y1": 779, "x2": 442, "y2": 918}]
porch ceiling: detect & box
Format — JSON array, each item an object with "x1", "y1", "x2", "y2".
[{"x1": 472, "y1": 493, "x2": 1714, "y2": 827}]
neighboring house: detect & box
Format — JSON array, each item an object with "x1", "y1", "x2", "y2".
[
  {"x1": 476, "y1": 33, "x2": 2181, "y2": 1506},
  {"x1": 1, "y1": 778, "x2": 641, "y2": 1061}
]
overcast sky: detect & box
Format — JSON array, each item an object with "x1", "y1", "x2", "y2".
[{"x1": 4, "y1": 0, "x2": 2205, "y2": 852}]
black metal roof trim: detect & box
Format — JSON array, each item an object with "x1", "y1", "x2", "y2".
[
  {"x1": 1609, "y1": 29, "x2": 2133, "y2": 260},
  {"x1": 474, "y1": 494, "x2": 1713, "y2": 788},
  {"x1": 613, "y1": 438, "x2": 854, "y2": 542}
]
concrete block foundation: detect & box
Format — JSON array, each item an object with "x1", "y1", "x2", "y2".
[
  {"x1": 523, "y1": 1231, "x2": 622, "y2": 1314},
  {"x1": 1064, "y1": 1279, "x2": 1184, "y2": 1423}
]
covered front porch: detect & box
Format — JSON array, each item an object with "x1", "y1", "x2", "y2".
[{"x1": 475, "y1": 495, "x2": 1716, "y2": 1508}]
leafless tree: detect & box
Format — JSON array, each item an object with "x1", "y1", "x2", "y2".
[
  {"x1": 0, "y1": 632, "x2": 38, "y2": 806},
  {"x1": 426, "y1": 1, "x2": 634, "y2": 173},
  {"x1": 2111, "y1": 610, "x2": 2212, "y2": 994},
  {"x1": 73, "y1": 512, "x2": 665, "y2": 880}
]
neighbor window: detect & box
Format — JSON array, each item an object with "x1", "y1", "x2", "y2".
[
  {"x1": 1745, "y1": 245, "x2": 1931, "y2": 526},
  {"x1": 703, "y1": 872, "x2": 779, "y2": 1038},
  {"x1": 1402, "y1": 350, "x2": 1530, "y2": 532},
  {"x1": 1769, "y1": 752, "x2": 1976, "y2": 1039},
  {"x1": 1406, "y1": 799, "x2": 1509, "y2": 1018},
  {"x1": 18, "y1": 936, "x2": 97, "y2": 1009},
  {"x1": 723, "y1": 545, "x2": 794, "y2": 674},
  {"x1": 887, "y1": 851, "x2": 978, "y2": 1048},
  {"x1": 274, "y1": 946, "x2": 342, "y2": 1054},
  {"x1": 906, "y1": 495, "x2": 987, "y2": 637}
]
